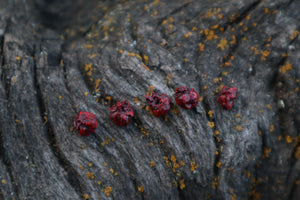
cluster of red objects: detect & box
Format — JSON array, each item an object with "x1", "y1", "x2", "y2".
[
  {"x1": 109, "y1": 100, "x2": 134, "y2": 126},
  {"x1": 74, "y1": 86, "x2": 237, "y2": 136},
  {"x1": 74, "y1": 111, "x2": 98, "y2": 136},
  {"x1": 144, "y1": 91, "x2": 171, "y2": 117},
  {"x1": 217, "y1": 86, "x2": 237, "y2": 110}
]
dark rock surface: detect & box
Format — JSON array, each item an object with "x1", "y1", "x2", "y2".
[{"x1": 0, "y1": 0, "x2": 299, "y2": 199}]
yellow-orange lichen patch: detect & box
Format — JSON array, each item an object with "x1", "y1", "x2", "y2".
[
  {"x1": 262, "y1": 147, "x2": 271, "y2": 159},
  {"x1": 294, "y1": 146, "x2": 300, "y2": 159},
  {"x1": 85, "y1": 172, "x2": 94, "y2": 179},
  {"x1": 185, "y1": 32, "x2": 192, "y2": 39},
  {"x1": 290, "y1": 30, "x2": 299, "y2": 40},
  {"x1": 150, "y1": 161, "x2": 156, "y2": 167},
  {"x1": 83, "y1": 194, "x2": 90, "y2": 199},
  {"x1": 217, "y1": 38, "x2": 228, "y2": 50},
  {"x1": 234, "y1": 126, "x2": 243, "y2": 131},
  {"x1": 216, "y1": 161, "x2": 222, "y2": 168},
  {"x1": 260, "y1": 50, "x2": 270, "y2": 61},
  {"x1": 286, "y1": 135, "x2": 293, "y2": 143},
  {"x1": 190, "y1": 161, "x2": 199, "y2": 171},
  {"x1": 208, "y1": 121, "x2": 214, "y2": 128},
  {"x1": 208, "y1": 110, "x2": 214, "y2": 118},
  {"x1": 204, "y1": 29, "x2": 218, "y2": 40},
  {"x1": 1, "y1": 179, "x2": 6, "y2": 184},
  {"x1": 179, "y1": 179, "x2": 185, "y2": 190},
  {"x1": 104, "y1": 186, "x2": 112, "y2": 197},
  {"x1": 138, "y1": 185, "x2": 144, "y2": 192},
  {"x1": 269, "y1": 124, "x2": 274, "y2": 132},
  {"x1": 280, "y1": 61, "x2": 292, "y2": 74},
  {"x1": 198, "y1": 43, "x2": 205, "y2": 51}
]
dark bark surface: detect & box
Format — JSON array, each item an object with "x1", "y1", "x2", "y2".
[{"x1": 0, "y1": 0, "x2": 299, "y2": 199}]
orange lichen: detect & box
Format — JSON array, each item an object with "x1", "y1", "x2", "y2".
[
  {"x1": 150, "y1": 161, "x2": 156, "y2": 167},
  {"x1": 204, "y1": 29, "x2": 218, "y2": 40},
  {"x1": 269, "y1": 124, "x2": 274, "y2": 132},
  {"x1": 138, "y1": 185, "x2": 144, "y2": 192},
  {"x1": 290, "y1": 30, "x2": 299, "y2": 40},
  {"x1": 190, "y1": 161, "x2": 199, "y2": 171},
  {"x1": 266, "y1": 104, "x2": 272, "y2": 109},
  {"x1": 1, "y1": 179, "x2": 6, "y2": 184},
  {"x1": 286, "y1": 135, "x2": 293, "y2": 143},
  {"x1": 234, "y1": 126, "x2": 243, "y2": 131},
  {"x1": 171, "y1": 155, "x2": 177, "y2": 163},
  {"x1": 83, "y1": 194, "x2": 90, "y2": 199},
  {"x1": 217, "y1": 38, "x2": 228, "y2": 50},
  {"x1": 294, "y1": 146, "x2": 300, "y2": 159},
  {"x1": 208, "y1": 121, "x2": 214, "y2": 128},
  {"x1": 85, "y1": 172, "x2": 94, "y2": 179},
  {"x1": 185, "y1": 32, "x2": 193, "y2": 38},
  {"x1": 104, "y1": 186, "x2": 112, "y2": 197},
  {"x1": 179, "y1": 179, "x2": 185, "y2": 190},
  {"x1": 280, "y1": 61, "x2": 292, "y2": 74},
  {"x1": 208, "y1": 110, "x2": 213, "y2": 118},
  {"x1": 260, "y1": 50, "x2": 270, "y2": 61},
  {"x1": 198, "y1": 43, "x2": 205, "y2": 51},
  {"x1": 250, "y1": 46, "x2": 259, "y2": 55},
  {"x1": 216, "y1": 161, "x2": 222, "y2": 168},
  {"x1": 214, "y1": 130, "x2": 220, "y2": 136},
  {"x1": 262, "y1": 147, "x2": 271, "y2": 159}
]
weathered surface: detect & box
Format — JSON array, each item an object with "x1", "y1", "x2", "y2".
[{"x1": 0, "y1": 0, "x2": 299, "y2": 199}]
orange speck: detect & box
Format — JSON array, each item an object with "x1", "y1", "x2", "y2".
[
  {"x1": 286, "y1": 135, "x2": 293, "y2": 143},
  {"x1": 170, "y1": 155, "x2": 177, "y2": 163},
  {"x1": 269, "y1": 124, "x2": 274, "y2": 132},
  {"x1": 290, "y1": 30, "x2": 299, "y2": 40},
  {"x1": 83, "y1": 194, "x2": 90, "y2": 199},
  {"x1": 217, "y1": 38, "x2": 228, "y2": 50},
  {"x1": 214, "y1": 130, "x2": 220, "y2": 136},
  {"x1": 184, "y1": 32, "x2": 192, "y2": 38},
  {"x1": 234, "y1": 126, "x2": 243, "y2": 131},
  {"x1": 88, "y1": 163, "x2": 93, "y2": 167},
  {"x1": 198, "y1": 43, "x2": 205, "y2": 51},
  {"x1": 150, "y1": 161, "x2": 156, "y2": 167},
  {"x1": 208, "y1": 121, "x2": 214, "y2": 128},
  {"x1": 208, "y1": 110, "x2": 213, "y2": 118},
  {"x1": 104, "y1": 186, "x2": 112, "y2": 197},
  {"x1": 138, "y1": 185, "x2": 144, "y2": 192},
  {"x1": 280, "y1": 61, "x2": 292, "y2": 74},
  {"x1": 1, "y1": 179, "x2": 6, "y2": 184},
  {"x1": 85, "y1": 172, "x2": 94, "y2": 179},
  {"x1": 294, "y1": 146, "x2": 300, "y2": 159},
  {"x1": 59, "y1": 96, "x2": 62, "y2": 100},
  {"x1": 216, "y1": 161, "x2": 222, "y2": 168},
  {"x1": 84, "y1": 92, "x2": 88, "y2": 96},
  {"x1": 179, "y1": 179, "x2": 185, "y2": 190}
]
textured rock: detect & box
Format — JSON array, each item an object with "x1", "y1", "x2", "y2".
[{"x1": 0, "y1": 0, "x2": 299, "y2": 199}]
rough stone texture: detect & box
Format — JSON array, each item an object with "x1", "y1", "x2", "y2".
[{"x1": 0, "y1": 0, "x2": 299, "y2": 199}]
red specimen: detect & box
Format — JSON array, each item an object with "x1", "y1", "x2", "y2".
[
  {"x1": 74, "y1": 111, "x2": 98, "y2": 136},
  {"x1": 110, "y1": 100, "x2": 134, "y2": 126},
  {"x1": 174, "y1": 86, "x2": 199, "y2": 109},
  {"x1": 144, "y1": 91, "x2": 171, "y2": 117},
  {"x1": 217, "y1": 86, "x2": 237, "y2": 110}
]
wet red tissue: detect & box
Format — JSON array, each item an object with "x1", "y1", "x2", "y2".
[
  {"x1": 110, "y1": 100, "x2": 134, "y2": 126},
  {"x1": 74, "y1": 111, "x2": 98, "y2": 136},
  {"x1": 217, "y1": 86, "x2": 237, "y2": 110},
  {"x1": 174, "y1": 86, "x2": 199, "y2": 109},
  {"x1": 144, "y1": 91, "x2": 171, "y2": 117}
]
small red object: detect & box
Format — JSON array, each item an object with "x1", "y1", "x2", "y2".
[
  {"x1": 144, "y1": 91, "x2": 171, "y2": 117},
  {"x1": 174, "y1": 86, "x2": 199, "y2": 109},
  {"x1": 74, "y1": 111, "x2": 98, "y2": 136},
  {"x1": 217, "y1": 86, "x2": 237, "y2": 110},
  {"x1": 110, "y1": 100, "x2": 134, "y2": 126}
]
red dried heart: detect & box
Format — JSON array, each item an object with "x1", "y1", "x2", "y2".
[
  {"x1": 144, "y1": 91, "x2": 171, "y2": 117},
  {"x1": 110, "y1": 100, "x2": 134, "y2": 126},
  {"x1": 74, "y1": 111, "x2": 98, "y2": 136},
  {"x1": 174, "y1": 86, "x2": 199, "y2": 109},
  {"x1": 217, "y1": 86, "x2": 237, "y2": 110}
]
